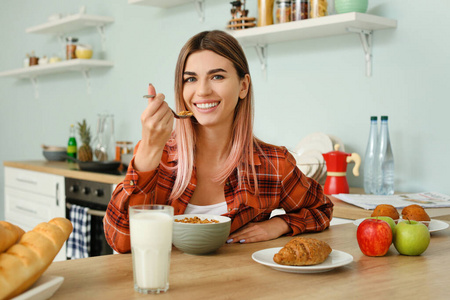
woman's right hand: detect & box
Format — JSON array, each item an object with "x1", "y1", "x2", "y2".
[{"x1": 134, "y1": 84, "x2": 174, "y2": 172}]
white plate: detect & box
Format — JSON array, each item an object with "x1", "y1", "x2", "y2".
[
  {"x1": 252, "y1": 248, "x2": 353, "y2": 273},
  {"x1": 12, "y1": 275, "x2": 64, "y2": 300},
  {"x1": 353, "y1": 218, "x2": 449, "y2": 233}
]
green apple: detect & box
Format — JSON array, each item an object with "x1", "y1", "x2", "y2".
[
  {"x1": 367, "y1": 216, "x2": 396, "y2": 236},
  {"x1": 393, "y1": 220, "x2": 430, "y2": 256}
]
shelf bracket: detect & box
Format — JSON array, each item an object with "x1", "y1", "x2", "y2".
[
  {"x1": 96, "y1": 25, "x2": 107, "y2": 51},
  {"x1": 254, "y1": 44, "x2": 267, "y2": 79},
  {"x1": 30, "y1": 77, "x2": 39, "y2": 99},
  {"x1": 82, "y1": 69, "x2": 92, "y2": 94},
  {"x1": 194, "y1": 0, "x2": 205, "y2": 23},
  {"x1": 347, "y1": 27, "x2": 373, "y2": 77}
]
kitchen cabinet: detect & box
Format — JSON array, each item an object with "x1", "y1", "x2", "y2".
[
  {"x1": 4, "y1": 167, "x2": 66, "y2": 261},
  {"x1": 229, "y1": 12, "x2": 397, "y2": 77},
  {"x1": 0, "y1": 13, "x2": 114, "y2": 98}
]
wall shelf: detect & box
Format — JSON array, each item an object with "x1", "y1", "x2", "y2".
[
  {"x1": 128, "y1": 0, "x2": 207, "y2": 22},
  {"x1": 229, "y1": 12, "x2": 397, "y2": 77},
  {"x1": 0, "y1": 59, "x2": 114, "y2": 98},
  {"x1": 26, "y1": 13, "x2": 115, "y2": 51}
]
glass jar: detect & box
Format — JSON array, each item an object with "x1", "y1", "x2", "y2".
[
  {"x1": 65, "y1": 37, "x2": 78, "y2": 60},
  {"x1": 291, "y1": 0, "x2": 309, "y2": 21},
  {"x1": 310, "y1": 0, "x2": 328, "y2": 18},
  {"x1": 276, "y1": 0, "x2": 292, "y2": 23}
]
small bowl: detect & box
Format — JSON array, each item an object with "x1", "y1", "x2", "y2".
[
  {"x1": 43, "y1": 148, "x2": 67, "y2": 161},
  {"x1": 173, "y1": 214, "x2": 231, "y2": 255}
]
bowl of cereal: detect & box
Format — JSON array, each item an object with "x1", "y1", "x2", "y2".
[{"x1": 173, "y1": 214, "x2": 231, "y2": 255}]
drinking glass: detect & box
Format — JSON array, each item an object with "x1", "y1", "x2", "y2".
[{"x1": 129, "y1": 205, "x2": 174, "y2": 294}]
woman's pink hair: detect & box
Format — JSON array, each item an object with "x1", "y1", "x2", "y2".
[{"x1": 170, "y1": 30, "x2": 261, "y2": 200}]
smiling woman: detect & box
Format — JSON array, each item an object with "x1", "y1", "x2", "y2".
[{"x1": 103, "y1": 30, "x2": 333, "y2": 254}]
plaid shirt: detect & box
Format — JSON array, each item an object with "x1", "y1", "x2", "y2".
[{"x1": 104, "y1": 142, "x2": 333, "y2": 253}]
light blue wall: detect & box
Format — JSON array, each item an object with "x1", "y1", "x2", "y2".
[{"x1": 1, "y1": 0, "x2": 449, "y2": 220}]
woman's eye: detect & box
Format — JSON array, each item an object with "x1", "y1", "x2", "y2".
[
  {"x1": 184, "y1": 77, "x2": 196, "y2": 83},
  {"x1": 212, "y1": 75, "x2": 224, "y2": 80}
]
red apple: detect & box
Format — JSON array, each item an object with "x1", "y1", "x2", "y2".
[{"x1": 357, "y1": 218, "x2": 393, "y2": 256}]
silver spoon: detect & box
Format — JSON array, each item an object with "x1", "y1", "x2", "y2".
[{"x1": 143, "y1": 95, "x2": 193, "y2": 119}]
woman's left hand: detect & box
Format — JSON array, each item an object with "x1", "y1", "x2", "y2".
[{"x1": 226, "y1": 217, "x2": 291, "y2": 244}]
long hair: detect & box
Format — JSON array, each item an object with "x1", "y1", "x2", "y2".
[{"x1": 170, "y1": 30, "x2": 259, "y2": 200}]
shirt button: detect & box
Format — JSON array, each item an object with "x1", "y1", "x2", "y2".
[
  {"x1": 129, "y1": 180, "x2": 134, "y2": 186},
  {"x1": 228, "y1": 208, "x2": 232, "y2": 212}
]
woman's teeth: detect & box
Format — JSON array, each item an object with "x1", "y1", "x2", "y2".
[{"x1": 196, "y1": 102, "x2": 219, "y2": 109}]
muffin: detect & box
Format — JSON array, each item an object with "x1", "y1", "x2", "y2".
[
  {"x1": 401, "y1": 204, "x2": 430, "y2": 222},
  {"x1": 371, "y1": 204, "x2": 400, "y2": 220}
]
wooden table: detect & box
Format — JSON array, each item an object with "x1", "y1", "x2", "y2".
[
  {"x1": 44, "y1": 222, "x2": 450, "y2": 299},
  {"x1": 331, "y1": 188, "x2": 450, "y2": 221}
]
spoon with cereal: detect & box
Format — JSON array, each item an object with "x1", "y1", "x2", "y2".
[{"x1": 143, "y1": 94, "x2": 193, "y2": 119}]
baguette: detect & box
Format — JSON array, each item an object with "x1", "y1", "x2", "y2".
[
  {"x1": 0, "y1": 221, "x2": 25, "y2": 253},
  {"x1": 0, "y1": 218, "x2": 73, "y2": 300}
]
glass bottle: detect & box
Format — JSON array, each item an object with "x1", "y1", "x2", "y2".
[
  {"x1": 67, "y1": 124, "x2": 77, "y2": 159},
  {"x1": 66, "y1": 37, "x2": 78, "y2": 60},
  {"x1": 363, "y1": 116, "x2": 378, "y2": 194},
  {"x1": 375, "y1": 116, "x2": 395, "y2": 195},
  {"x1": 92, "y1": 114, "x2": 115, "y2": 162}
]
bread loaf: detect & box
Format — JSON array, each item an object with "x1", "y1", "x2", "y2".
[
  {"x1": 0, "y1": 218, "x2": 73, "y2": 300},
  {"x1": 0, "y1": 221, "x2": 25, "y2": 253},
  {"x1": 273, "y1": 237, "x2": 332, "y2": 266}
]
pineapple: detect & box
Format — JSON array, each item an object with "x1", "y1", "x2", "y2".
[{"x1": 77, "y1": 119, "x2": 93, "y2": 162}]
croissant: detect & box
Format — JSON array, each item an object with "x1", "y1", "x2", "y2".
[{"x1": 273, "y1": 237, "x2": 332, "y2": 266}]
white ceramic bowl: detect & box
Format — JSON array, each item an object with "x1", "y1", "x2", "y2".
[{"x1": 173, "y1": 214, "x2": 231, "y2": 255}]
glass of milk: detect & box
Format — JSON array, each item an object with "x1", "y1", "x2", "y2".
[{"x1": 129, "y1": 204, "x2": 174, "y2": 294}]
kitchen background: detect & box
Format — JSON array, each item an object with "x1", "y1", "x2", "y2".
[{"x1": 1, "y1": 0, "x2": 449, "y2": 221}]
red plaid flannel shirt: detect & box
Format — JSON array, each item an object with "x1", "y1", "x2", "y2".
[{"x1": 104, "y1": 142, "x2": 333, "y2": 253}]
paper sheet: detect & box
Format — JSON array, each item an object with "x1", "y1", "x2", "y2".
[{"x1": 333, "y1": 192, "x2": 450, "y2": 210}]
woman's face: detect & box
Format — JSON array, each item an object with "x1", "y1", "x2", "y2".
[{"x1": 182, "y1": 50, "x2": 249, "y2": 129}]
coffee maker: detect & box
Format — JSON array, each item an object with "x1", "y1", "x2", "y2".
[{"x1": 322, "y1": 145, "x2": 361, "y2": 195}]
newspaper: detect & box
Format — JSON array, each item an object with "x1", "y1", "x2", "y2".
[{"x1": 333, "y1": 192, "x2": 450, "y2": 210}]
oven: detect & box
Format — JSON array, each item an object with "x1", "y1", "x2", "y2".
[{"x1": 65, "y1": 177, "x2": 114, "y2": 258}]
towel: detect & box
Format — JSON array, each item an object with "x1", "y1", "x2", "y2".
[{"x1": 67, "y1": 204, "x2": 91, "y2": 259}]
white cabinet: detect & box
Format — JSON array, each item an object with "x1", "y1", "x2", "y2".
[{"x1": 4, "y1": 167, "x2": 66, "y2": 261}]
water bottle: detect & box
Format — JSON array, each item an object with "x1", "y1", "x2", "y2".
[
  {"x1": 375, "y1": 116, "x2": 394, "y2": 195},
  {"x1": 364, "y1": 116, "x2": 378, "y2": 194},
  {"x1": 67, "y1": 124, "x2": 77, "y2": 159}
]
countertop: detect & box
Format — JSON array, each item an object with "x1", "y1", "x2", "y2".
[
  {"x1": 3, "y1": 160, "x2": 124, "y2": 185},
  {"x1": 43, "y1": 222, "x2": 450, "y2": 299},
  {"x1": 6, "y1": 160, "x2": 450, "y2": 221}
]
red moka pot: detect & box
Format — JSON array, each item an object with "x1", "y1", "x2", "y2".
[{"x1": 322, "y1": 145, "x2": 361, "y2": 195}]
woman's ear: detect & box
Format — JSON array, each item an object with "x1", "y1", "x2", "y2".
[{"x1": 239, "y1": 74, "x2": 250, "y2": 100}]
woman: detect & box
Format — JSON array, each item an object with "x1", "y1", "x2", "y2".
[{"x1": 104, "y1": 30, "x2": 333, "y2": 253}]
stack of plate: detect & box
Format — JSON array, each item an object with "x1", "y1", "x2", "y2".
[{"x1": 290, "y1": 132, "x2": 345, "y2": 184}]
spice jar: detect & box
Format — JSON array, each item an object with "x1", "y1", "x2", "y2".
[
  {"x1": 65, "y1": 37, "x2": 78, "y2": 60},
  {"x1": 310, "y1": 0, "x2": 328, "y2": 18},
  {"x1": 291, "y1": 0, "x2": 308, "y2": 21},
  {"x1": 276, "y1": 0, "x2": 291, "y2": 23}
]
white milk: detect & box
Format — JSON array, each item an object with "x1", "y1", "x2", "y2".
[{"x1": 130, "y1": 212, "x2": 173, "y2": 291}]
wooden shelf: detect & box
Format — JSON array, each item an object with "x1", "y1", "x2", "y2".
[
  {"x1": 229, "y1": 12, "x2": 397, "y2": 77},
  {"x1": 26, "y1": 13, "x2": 114, "y2": 35},
  {"x1": 0, "y1": 59, "x2": 113, "y2": 79}
]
